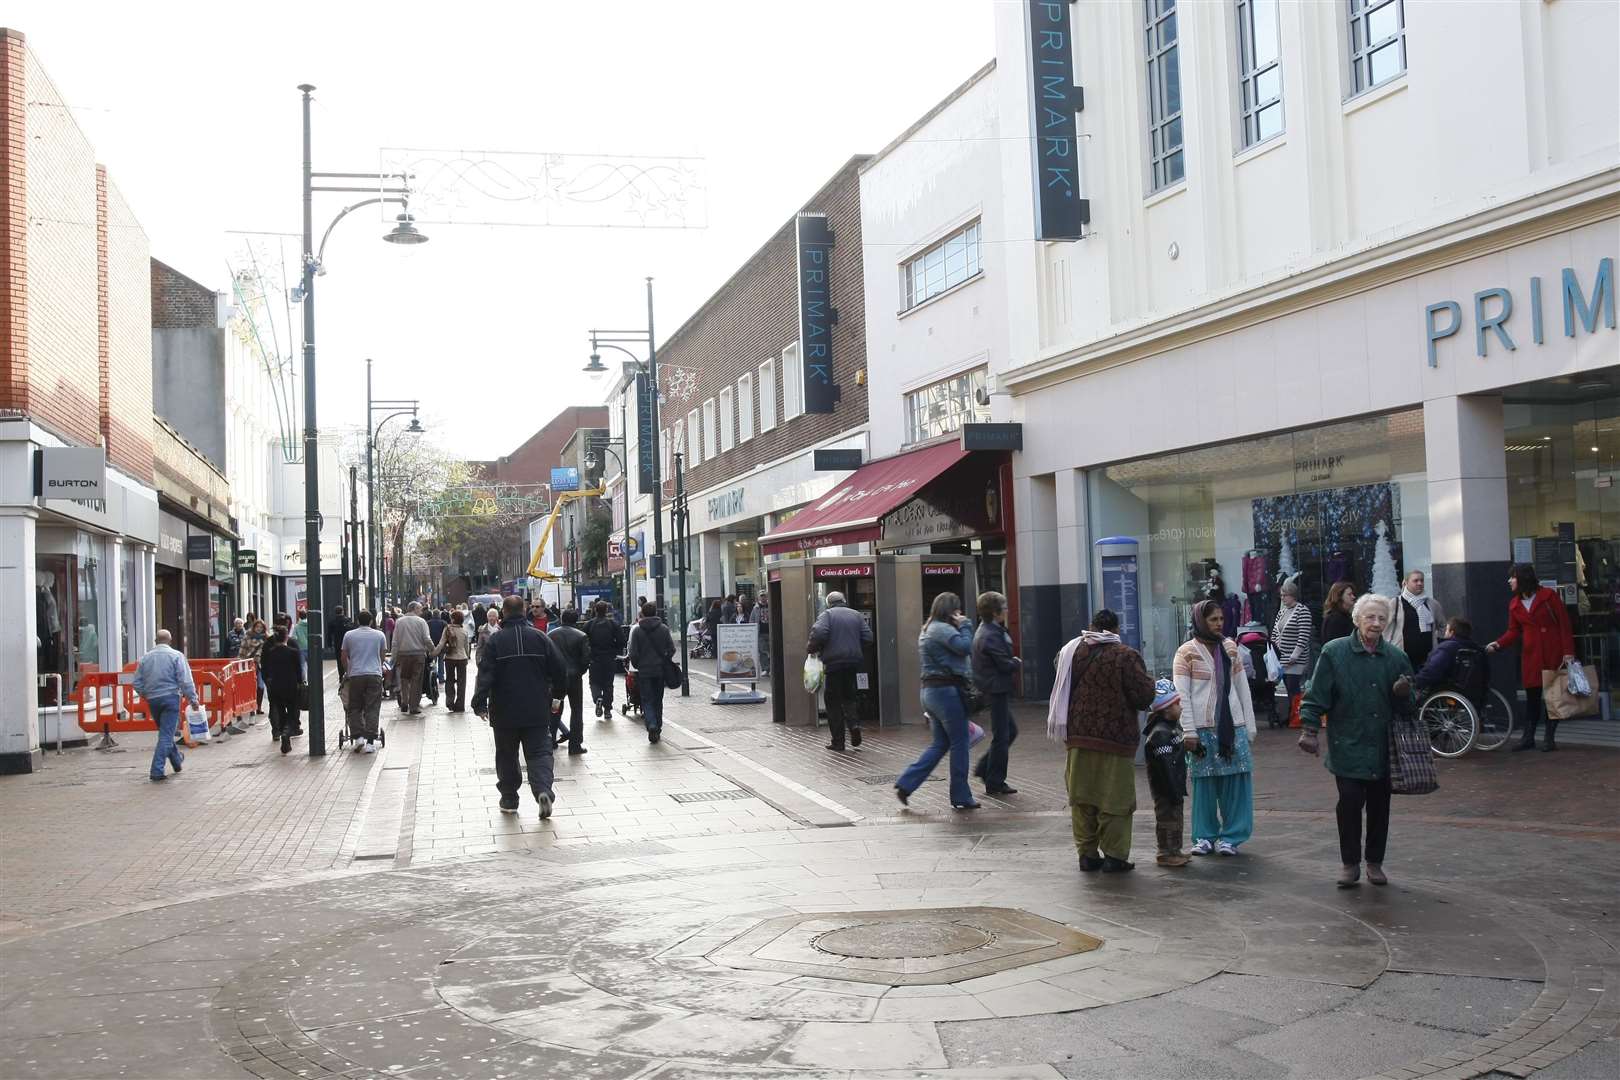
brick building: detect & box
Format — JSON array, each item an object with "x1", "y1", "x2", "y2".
[
  {"x1": 606, "y1": 156, "x2": 873, "y2": 624},
  {"x1": 0, "y1": 28, "x2": 161, "y2": 771}
]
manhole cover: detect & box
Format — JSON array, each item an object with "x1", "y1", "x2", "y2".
[{"x1": 813, "y1": 920, "x2": 994, "y2": 959}]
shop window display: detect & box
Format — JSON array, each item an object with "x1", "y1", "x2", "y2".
[
  {"x1": 1088, "y1": 411, "x2": 1428, "y2": 678},
  {"x1": 35, "y1": 547, "x2": 101, "y2": 703}
]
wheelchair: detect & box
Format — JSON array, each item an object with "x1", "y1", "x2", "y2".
[{"x1": 1416, "y1": 684, "x2": 1516, "y2": 757}]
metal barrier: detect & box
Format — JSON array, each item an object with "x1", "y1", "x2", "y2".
[
  {"x1": 36, "y1": 673, "x2": 65, "y2": 762},
  {"x1": 72, "y1": 670, "x2": 146, "y2": 749}
]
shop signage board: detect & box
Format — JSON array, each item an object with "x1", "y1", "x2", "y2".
[
  {"x1": 712, "y1": 621, "x2": 767, "y2": 705},
  {"x1": 212, "y1": 540, "x2": 234, "y2": 583},
  {"x1": 550, "y1": 466, "x2": 580, "y2": 493},
  {"x1": 814, "y1": 448, "x2": 863, "y2": 471},
  {"x1": 157, "y1": 513, "x2": 188, "y2": 569},
  {"x1": 961, "y1": 423, "x2": 1023, "y2": 452},
  {"x1": 636, "y1": 373, "x2": 657, "y2": 496},
  {"x1": 186, "y1": 534, "x2": 213, "y2": 562},
  {"x1": 1025, "y1": 0, "x2": 1089, "y2": 241},
  {"x1": 814, "y1": 564, "x2": 872, "y2": 579},
  {"x1": 237, "y1": 549, "x2": 258, "y2": 574},
  {"x1": 922, "y1": 563, "x2": 962, "y2": 576},
  {"x1": 881, "y1": 461, "x2": 1001, "y2": 548},
  {"x1": 796, "y1": 213, "x2": 839, "y2": 413},
  {"x1": 35, "y1": 446, "x2": 107, "y2": 500},
  {"x1": 1424, "y1": 257, "x2": 1615, "y2": 367},
  {"x1": 707, "y1": 487, "x2": 745, "y2": 521}
]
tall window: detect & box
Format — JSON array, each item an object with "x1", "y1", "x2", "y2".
[
  {"x1": 903, "y1": 221, "x2": 982, "y2": 310},
  {"x1": 904, "y1": 367, "x2": 990, "y2": 446},
  {"x1": 672, "y1": 418, "x2": 686, "y2": 469},
  {"x1": 702, "y1": 398, "x2": 718, "y2": 461},
  {"x1": 719, "y1": 387, "x2": 735, "y2": 453},
  {"x1": 1348, "y1": 0, "x2": 1405, "y2": 95},
  {"x1": 738, "y1": 372, "x2": 755, "y2": 442},
  {"x1": 758, "y1": 359, "x2": 777, "y2": 432},
  {"x1": 687, "y1": 407, "x2": 702, "y2": 466},
  {"x1": 1236, "y1": 0, "x2": 1283, "y2": 146},
  {"x1": 1144, "y1": 0, "x2": 1184, "y2": 192},
  {"x1": 782, "y1": 344, "x2": 804, "y2": 420}
]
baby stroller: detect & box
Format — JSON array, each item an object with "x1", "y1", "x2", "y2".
[
  {"x1": 688, "y1": 618, "x2": 715, "y2": 659},
  {"x1": 1235, "y1": 621, "x2": 1282, "y2": 728},
  {"x1": 335, "y1": 678, "x2": 387, "y2": 750},
  {"x1": 620, "y1": 655, "x2": 643, "y2": 718}
]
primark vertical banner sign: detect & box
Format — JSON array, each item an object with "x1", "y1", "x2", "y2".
[
  {"x1": 796, "y1": 213, "x2": 840, "y2": 414},
  {"x1": 1027, "y1": 0, "x2": 1089, "y2": 241},
  {"x1": 635, "y1": 372, "x2": 657, "y2": 496}
]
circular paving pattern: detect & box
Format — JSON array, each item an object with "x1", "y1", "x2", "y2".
[{"x1": 812, "y1": 919, "x2": 994, "y2": 959}]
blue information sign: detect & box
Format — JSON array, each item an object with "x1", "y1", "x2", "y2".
[
  {"x1": 550, "y1": 466, "x2": 580, "y2": 492},
  {"x1": 1095, "y1": 536, "x2": 1141, "y2": 651}
]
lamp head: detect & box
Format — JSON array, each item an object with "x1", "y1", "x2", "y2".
[
  {"x1": 583, "y1": 352, "x2": 608, "y2": 380},
  {"x1": 384, "y1": 211, "x2": 428, "y2": 245},
  {"x1": 406, "y1": 417, "x2": 424, "y2": 434}
]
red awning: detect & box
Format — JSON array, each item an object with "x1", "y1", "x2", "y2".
[{"x1": 760, "y1": 441, "x2": 968, "y2": 556}]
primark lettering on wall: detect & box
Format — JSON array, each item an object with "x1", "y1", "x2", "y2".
[{"x1": 1426, "y1": 258, "x2": 1615, "y2": 366}]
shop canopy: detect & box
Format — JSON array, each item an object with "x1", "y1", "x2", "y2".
[{"x1": 760, "y1": 441, "x2": 969, "y2": 556}]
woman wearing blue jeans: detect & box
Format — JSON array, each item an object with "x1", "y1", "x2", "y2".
[{"x1": 896, "y1": 592, "x2": 979, "y2": 810}]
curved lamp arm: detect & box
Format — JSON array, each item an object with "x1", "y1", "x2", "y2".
[{"x1": 318, "y1": 197, "x2": 405, "y2": 266}]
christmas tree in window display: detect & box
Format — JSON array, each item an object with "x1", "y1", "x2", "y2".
[{"x1": 1371, "y1": 520, "x2": 1401, "y2": 598}]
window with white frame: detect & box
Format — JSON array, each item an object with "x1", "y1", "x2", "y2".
[
  {"x1": 1348, "y1": 0, "x2": 1405, "y2": 95},
  {"x1": 660, "y1": 427, "x2": 670, "y2": 482},
  {"x1": 758, "y1": 359, "x2": 777, "y2": 432},
  {"x1": 672, "y1": 418, "x2": 686, "y2": 470},
  {"x1": 1235, "y1": 0, "x2": 1282, "y2": 147},
  {"x1": 702, "y1": 398, "x2": 717, "y2": 460},
  {"x1": 738, "y1": 373, "x2": 754, "y2": 441},
  {"x1": 903, "y1": 367, "x2": 990, "y2": 446},
  {"x1": 782, "y1": 343, "x2": 804, "y2": 420},
  {"x1": 1144, "y1": 0, "x2": 1184, "y2": 192},
  {"x1": 687, "y1": 407, "x2": 702, "y2": 466},
  {"x1": 902, "y1": 221, "x2": 982, "y2": 310},
  {"x1": 719, "y1": 387, "x2": 735, "y2": 453}
]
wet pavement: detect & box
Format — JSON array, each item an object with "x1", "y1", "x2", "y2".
[{"x1": 1, "y1": 671, "x2": 1617, "y2": 1079}]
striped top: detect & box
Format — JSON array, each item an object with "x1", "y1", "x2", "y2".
[{"x1": 1272, "y1": 603, "x2": 1314, "y2": 674}]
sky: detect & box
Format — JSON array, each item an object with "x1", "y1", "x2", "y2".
[{"x1": 11, "y1": 0, "x2": 999, "y2": 461}]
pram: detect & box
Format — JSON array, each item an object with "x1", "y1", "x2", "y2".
[
  {"x1": 335, "y1": 677, "x2": 388, "y2": 750},
  {"x1": 1234, "y1": 621, "x2": 1283, "y2": 728},
  {"x1": 687, "y1": 618, "x2": 715, "y2": 659},
  {"x1": 620, "y1": 655, "x2": 643, "y2": 718}
]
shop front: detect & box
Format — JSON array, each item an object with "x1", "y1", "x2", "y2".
[{"x1": 156, "y1": 509, "x2": 233, "y2": 658}]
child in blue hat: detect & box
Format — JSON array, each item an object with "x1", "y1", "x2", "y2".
[{"x1": 1144, "y1": 678, "x2": 1190, "y2": 867}]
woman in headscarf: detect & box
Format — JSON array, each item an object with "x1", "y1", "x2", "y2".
[{"x1": 1173, "y1": 599, "x2": 1258, "y2": 856}]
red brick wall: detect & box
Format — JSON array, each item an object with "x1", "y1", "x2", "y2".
[
  {"x1": 481, "y1": 405, "x2": 609, "y2": 488},
  {"x1": 150, "y1": 259, "x2": 216, "y2": 328},
  {"x1": 658, "y1": 157, "x2": 871, "y2": 496},
  {"x1": 0, "y1": 29, "x2": 25, "y2": 417}
]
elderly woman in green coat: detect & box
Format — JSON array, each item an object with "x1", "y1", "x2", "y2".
[{"x1": 1298, "y1": 592, "x2": 1414, "y2": 889}]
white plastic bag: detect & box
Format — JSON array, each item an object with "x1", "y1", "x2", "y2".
[
  {"x1": 803, "y1": 654, "x2": 825, "y2": 694},
  {"x1": 1264, "y1": 646, "x2": 1282, "y2": 683},
  {"x1": 186, "y1": 705, "x2": 211, "y2": 743},
  {"x1": 1567, "y1": 659, "x2": 1592, "y2": 697},
  {"x1": 967, "y1": 720, "x2": 987, "y2": 747}
]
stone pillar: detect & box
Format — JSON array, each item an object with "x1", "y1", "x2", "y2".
[
  {"x1": 1015, "y1": 473, "x2": 1062, "y2": 697},
  {"x1": 1425, "y1": 394, "x2": 1510, "y2": 648},
  {"x1": 0, "y1": 508, "x2": 42, "y2": 773},
  {"x1": 1054, "y1": 468, "x2": 1091, "y2": 645}
]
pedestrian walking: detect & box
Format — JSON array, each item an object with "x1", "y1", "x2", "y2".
[
  {"x1": 476, "y1": 607, "x2": 501, "y2": 666},
  {"x1": 1174, "y1": 599, "x2": 1258, "y2": 857},
  {"x1": 970, "y1": 590, "x2": 1022, "y2": 796},
  {"x1": 1271, "y1": 581, "x2": 1314, "y2": 702},
  {"x1": 291, "y1": 612, "x2": 309, "y2": 682},
  {"x1": 1046, "y1": 609, "x2": 1156, "y2": 871},
  {"x1": 1322, "y1": 581, "x2": 1356, "y2": 645},
  {"x1": 1143, "y1": 678, "x2": 1190, "y2": 867},
  {"x1": 807, "y1": 591, "x2": 874, "y2": 751},
  {"x1": 328, "y1": 607, "x2": 353, "y2": 678},
  {"x1": 1387, "y1": 570, "x2": 1445, "y2": 670},
  {"x1": 895, "y1": 592, "x2": 979, "y2": 810},
  {"x1": 1298, "y1": 593, "x2": 1415, "y2": 887},
  {"x1": 437, "y1": 611, "x2": 471, "y2": 713},
  {"x1": 391, "y1": 602, "x2": 434, "y2": 715},
  {"x1": 1487, "y1": 563, "x2": 1576, "y2": 752},
  {"x1": 239, "y1": 618, "x2": 268, "y2": 715},
  {"x1": 425, "y1": 608, "x2": 448, "y2": 704},
  {"x1": 131, "y1": 630, "x2": 199, "y2": 782},
  {"x1": 340, "y1": 610, "x2": 387, "y2": 752},
  {"x1": 223, "y1": 617, "x2": 245, "y2": 659},
  {"x1": 548, "y1": 607, "x2": 590, "y2": 755},
  {"x1": 472, "y1": 602, "x2": 487, "y2": 638},
  {"x1": 472, "y1": 596, "x2": 568, "y2": 817},
  {"x1": 585, "y1": 601, "x2": 620, "y2": 717},
  {"x1": 626, "y1": 600, "x2": 677, "y2": 744},
  {"x1": 262, "y1": 626, "x2": 304, "y2": 754},
  {"x1": 753, "y1": 594, "x2": 771, "y2": 676},
  {"x1": 721, "y1": 594, "x2": 737, "y2": 624}
]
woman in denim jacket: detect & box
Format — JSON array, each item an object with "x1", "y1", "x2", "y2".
[{"x1": 895, "y1": 592, "x2": 979, "y2": 810}]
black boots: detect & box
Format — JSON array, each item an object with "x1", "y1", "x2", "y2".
[{"x1": 1542, "y1": 720, "x2": 1558, "y2": 752}]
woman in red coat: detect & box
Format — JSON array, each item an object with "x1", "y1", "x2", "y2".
[{"x1": 1486, "y1": 563, "x2": 1575, "y2": 752}]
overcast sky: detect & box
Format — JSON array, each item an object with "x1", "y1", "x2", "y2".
[{"x1": 13, "y1": 0, "x2": 996, "y2": 460}]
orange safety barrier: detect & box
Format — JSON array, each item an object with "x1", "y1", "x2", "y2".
[{"x1": 191, "y1": 658, "x2": 256, "y2": 732}]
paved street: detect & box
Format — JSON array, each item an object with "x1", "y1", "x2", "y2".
[{"x1": 2, "y1": 671, "x2": 1617, "y2": 1080}]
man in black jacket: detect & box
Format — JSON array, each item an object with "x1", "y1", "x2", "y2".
[
  {"x1": 627, "y1": 601, "x2": 677, "y2": 743},
  {"x1": 548, "y1": 607, "x2": 590, "y2": 755},
  {"x1": 471, "y1": 596, "x2": 568, "y2": 817},
  {"x1": 327, "y1": 607, "x2": 353, "y2": 677},
  {"x1": 584, "y1": 601, "x2": 620, "y2": 718},
  {"x1": 425, "y1": 608, "x2": 448, "y2": 705}
]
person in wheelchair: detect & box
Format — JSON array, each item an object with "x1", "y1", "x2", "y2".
[{"x1": 1413, "y1": 616, "x2": 1491, "y2": 703}]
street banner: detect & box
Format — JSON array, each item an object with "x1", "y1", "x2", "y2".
[
  {"x1": 636, "y1": 373, "x2": 657, "y2": 496},
  {"x1": 715, "y1": 621, "x2": 760, "y2": 684}
]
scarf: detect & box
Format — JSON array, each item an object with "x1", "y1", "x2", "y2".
[
  {"x1": 1192, "y1": 601, "x2": 1235, "y2": 759},
  {"x1": 1402, "y1": 589, "x2": 1434, "y2": 632},
  {"x1": 1045, "y1": 630, "x2": 1122, "y2": 743}
]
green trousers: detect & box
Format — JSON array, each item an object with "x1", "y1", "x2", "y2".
[{"x1": 1065, "y1": 747, "x2": 1136, "y2": 860}]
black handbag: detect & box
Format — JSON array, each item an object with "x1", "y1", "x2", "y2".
[
  {"x1": 663, "y1": 661, "x2": 683, "y2": 690},
  {"x1": 958, "y1": 677, "x2": 987, "y2": 716},
  {"x1": 296, "y1": 682, "x2": 310, "y2": 711}
]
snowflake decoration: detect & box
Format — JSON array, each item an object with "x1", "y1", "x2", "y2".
[{"x1": 663, "y1": 366, "x2": 700, "y2": 403}]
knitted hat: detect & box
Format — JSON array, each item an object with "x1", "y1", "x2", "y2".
[{"x1": 1150, "y1": 678, "x2": 1180, "y2": 713}]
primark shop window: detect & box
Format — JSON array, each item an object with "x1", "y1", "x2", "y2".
[
  {"x1": 1505, "y1": 373, "x2": 1620, "y2": 709},
  {"x1": 1087, "y1": 411, "x2": 1430, "y2": 678}
]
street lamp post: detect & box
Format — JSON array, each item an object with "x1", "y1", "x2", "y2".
[
  {"x1": 673, "y1": 450, "x2": 691, "y2": 696},
  {"x1": 365, "y1": 358, "x2": 421, "y2": 620},
  {"x1": 298, "y1": 82, "x2": 427, "y2": 755},
  {"x1": 583, "y1": 277, "x2": 664, "y2": 612},
  {"x1": 584, "y1": 434, "x2": 633, "y2": 623}
]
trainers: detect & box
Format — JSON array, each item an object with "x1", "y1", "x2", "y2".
[
  {"x1": 537, "y1": 793, "x2": 554, "y2": 819},
  {"x1": 362, "y1": 741, "x2": 377, "y2": 754},
  {"x1": 499, "y1": 796, "x2": 519, "y2": 814},
  {"x1": 567, "y1": 746, "x2": 588, "y2": 756},
  {"x1": 1337, "y1": 863, "x2": 1361, "y2": 888},
  {"x1": 648, "y1": 728, "x2": 661, "y2": 744},
  {"x1": 1189, "y1": 839, "x2": 1214, "y2": 856},
  {"x1": 1157, "y1": 852, "x2": 1191, "y2": 867},
  {"x1": 1216, "y1": 840, "x2": 1239, "y2": 856},
  {"x1": 1365, "y1": 863, "x2": 1388, "y2": 886},
  {"x1": 850, "y1": 727, "x2": 862, "y2": 748},
  {"x1": 1100, "y1": 856, "x2": 1136, "y2": 873},
  {"x1": 351, "y1": 739, "x2": 365, "y2": 753}
]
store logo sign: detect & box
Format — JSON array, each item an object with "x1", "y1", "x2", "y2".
[
  {"x1": 797, "y1": 213, "x2": 840, "y2": 414},
  {"x1": 36, "y1": 446, "x2": 107, "y2": 501},
  {"x1": 1425, "y1": 257, "x2": 1615, "y2": 367},
  {"x1": 1026, "y1": 0, "x2": 1089, "y2": 241},
  {"x1": 707, "y1": 487, "x2": 745, "y2": 521}
]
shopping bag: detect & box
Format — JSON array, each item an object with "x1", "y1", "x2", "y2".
[
  {"x1": 1543, "y1": 667, "x2": 1599, "y2": 719},
  {"x1": 1566, "y1": 659, "x2": 1593, "y2": 697},
  {"x1": 1264, "y1": 646, "x2": 1282, "y2": 684},
  {"x1": 297, "y1": 682, "x2": 310, "y2": 711},
  {"x1": 186, "y1": 705, "x2": 211, "y2": 743},
  {"x1": 803, "y1": 654, "x2": 825, "y2": 694},
  {"x1": 967, "y1": 720, "x2": 987, "y2": 747},
  {"x1": 1388, "y1": 715, "x2": 1438, "y2": 795},
  {"x1": 662, "y1": 662, "x2": 684, "y2": 690},
  {"x1": 1288, "y1": 693, "x2": 1303, "y2": 729}
]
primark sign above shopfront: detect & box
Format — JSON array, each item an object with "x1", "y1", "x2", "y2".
[
  {"x1": 1424, "y1": 256, "x2": 1615, "y2": 367},
  {"x1": 1026, "y1": 0, "x2": 1088, "y2": 241}
]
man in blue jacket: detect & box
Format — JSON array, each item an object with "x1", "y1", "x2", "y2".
[{"x1": 131, "y1": 630, "x2": 199, "y2": 782}]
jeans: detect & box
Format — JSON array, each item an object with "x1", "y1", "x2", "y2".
[
  {"x1": 974, "y1": 692, "x2": 1016, "y2": 791},
  {"x1": 1335, "y1": 774, "x2": 1391, "y2": 865},
  {"x1": 897, "y1": 686, "x2": 974, "y2": 806},
  {"x1": 589, "y1": 655, "x2": 617, "y2": 711},
  {"x1": 559, "y1": 676, "x2": 585, "y2": 751},
  {"x1": 823, "y1": 668, "x2": 861, "y2": 747},
  {"x1": 444, "y1": 660, "x2": 467, "y2": 711},
  {"x1": 640, "y1": 673, "x2": 666, "y2": 734},
  {"x1": 149, "y1": 695, "x2": 184, "y2": 779},
  {"x1": 493, "y1": 725, "x2": 554, "y2": 802},
  {"x1": 298, "y1": 645, "x2": 308, "y2": 682}
]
